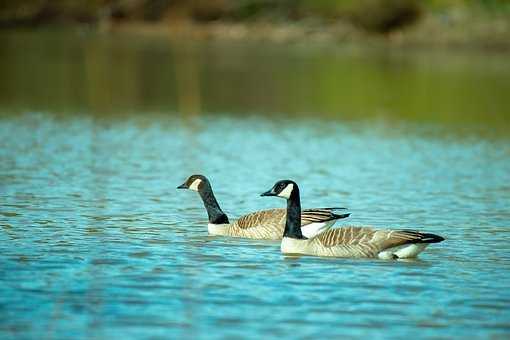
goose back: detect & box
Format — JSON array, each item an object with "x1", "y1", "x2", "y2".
[
  {"x1": 289, "y1": 226, "x2": 444, "y2": 258},
  {"x1": 218, "y1": 208, "x2": 350, "y2": 240}
]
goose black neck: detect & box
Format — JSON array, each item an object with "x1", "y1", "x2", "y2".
[
  {"x1": 198, "y1": 183, "x2": 229, "y2": 224},
  {"x1": 283, "y1": 187, "x2": 305, "y2": 239}
]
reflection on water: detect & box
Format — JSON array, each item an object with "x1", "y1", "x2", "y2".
[
  {"x1": 1, "y1": 30, "x2": 510, "y2": 339},
  {"x1": 1, "y1": 30, "x2": 510, "y2": 135}
]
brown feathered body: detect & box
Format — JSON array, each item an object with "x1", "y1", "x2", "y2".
[
  {"x1": 281, "y1": 226, "x2": 444, "y2": 259},
  {"x1": 208, "y1": 208, "x2": 346, "y2": 240}
]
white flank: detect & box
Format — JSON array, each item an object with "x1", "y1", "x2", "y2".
[
  {"x1": 394, "y1": 243, "x2": 428, "y2": 258},
  {"x1": 189, "y1": 179, "x2": 202, "y2": 191},
  {"x1": 207, "y1": 223, "x2": 229, "y2": 236},
  {"x1": 301, "y1": 221, "x2": 334, "y2": 238},
  {"x1": 278, "y1": 183, "x2": 294, "y2": 199},
  {"x1": 378, "y1": 243, "x2": 429, "y2": 260},
  {"x1": 280, "y1": 237, "x2": 305, "y2": 255}
]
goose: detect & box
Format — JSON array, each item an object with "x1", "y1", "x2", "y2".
[
  {"x1": 261, "y1": 180, "x2": 445, "y2": 259},
  {"x1": 177, "y1": 174, "x2": 350, "y2": 240}
]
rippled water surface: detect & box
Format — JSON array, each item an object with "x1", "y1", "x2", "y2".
[{"x1": 1, "y1": 31, "x2": 510, "y2": 339}]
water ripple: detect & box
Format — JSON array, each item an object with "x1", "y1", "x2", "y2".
[{"x1": 0, "y1": 113, "x2": 509, "y2": 339}]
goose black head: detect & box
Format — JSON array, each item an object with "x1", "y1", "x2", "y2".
[
  {"x1": 177, "y1": 174, "x2": 208, "y2": 192},
  {"x1": 262, "y1": 179, "x2": 304, "y2": 239},
  {"x1": 261, "y1": 179, "x2": 297, "y2": 199}
]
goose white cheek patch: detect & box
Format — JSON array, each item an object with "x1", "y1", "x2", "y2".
[
  {"x1": 278, "y1": 184, "x2": 294, "y2": 199},
  {"x1": 189, "y1": 179, "x2": 202, "y2": 191}
]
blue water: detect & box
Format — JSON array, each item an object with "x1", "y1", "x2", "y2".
[{"x1": 1, "y1": 112, "x2": 509, "y2": 339}]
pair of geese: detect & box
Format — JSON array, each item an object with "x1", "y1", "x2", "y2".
[{"x1": 178, "y1": 175, "x2": 444, "y2": 259}]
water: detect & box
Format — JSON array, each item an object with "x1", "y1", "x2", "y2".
[{"x1": 1, "y1": 30, "x2": 510, "y2": 339}]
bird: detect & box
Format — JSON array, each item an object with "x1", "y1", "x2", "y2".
[
  {"x1": 177, "y1": 174, "x2": 350, "y2": 240},
  {"x1": 261, "y1": 179, "x2": 445, "y2": 259}
]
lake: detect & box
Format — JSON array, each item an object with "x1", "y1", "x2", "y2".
[{"x1": 1, "y1": 30, "x2": 509, "y2": 339}]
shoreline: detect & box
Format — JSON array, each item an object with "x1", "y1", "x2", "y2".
[
  {"x1": 2, "y1": 1, "x2": 510, "y2": 52},
  {"x1": 98, "y1": 14, "x2": 510, "y2": 53}
]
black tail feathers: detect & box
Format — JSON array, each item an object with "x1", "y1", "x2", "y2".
[
  {"x1": 327, "y1": 207, "x2": 350, "y2": 220},
  {"x1": 333, "y1": 213, "x2": 351, "y2": 219},
  {"x1": 419, "y1": 233, "x2": 445, "y2": 243},
  {"x1": 399, "y1": 229, "x2": 445, "y2": 244}
]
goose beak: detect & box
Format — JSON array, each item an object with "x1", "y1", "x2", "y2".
[
  {"x1": 177, "y1": 183, "x2": 187, "y2": 189},
  {"x1": 260, "y1": 189, "x2": 276, "y2": 197}
]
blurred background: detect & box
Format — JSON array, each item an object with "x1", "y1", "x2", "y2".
[
  {"x1": 1, "y1": 0, "x2": 510, "y2": 127},
  {"x1": 1, "y1": 1, "x2": 510, "y2": 340}
]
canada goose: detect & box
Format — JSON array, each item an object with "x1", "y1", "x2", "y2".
[
  {"x1": 177, "y1": 175, "x2": 350, "y2": 240},
  {"x1": 261, "y1": 180, "x2": 445, "y2": 259}
]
